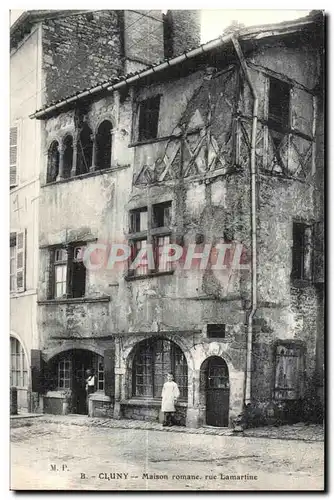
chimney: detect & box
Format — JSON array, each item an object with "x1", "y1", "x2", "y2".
[
  {"x1": 123, "y1": 10, "x2": 164, "y2": 73},
  {"x1": 163, "y1": 10, "x2": 201, "y2": 59}
]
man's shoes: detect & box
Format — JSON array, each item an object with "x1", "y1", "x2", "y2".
[{"x1": 162, "y1": 422, "x2": 168, "y2": 427}]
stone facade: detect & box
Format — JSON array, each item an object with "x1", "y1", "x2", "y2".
[{"x1": 33, "y1": 15, "x2": 324, "y2": 427}]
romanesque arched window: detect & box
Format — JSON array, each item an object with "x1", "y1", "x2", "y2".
[
  {"x1": 63, "y1": 135, "x2": 73, "y2": 179},
  {"x1": 132, "y1": 338, "x2": 188, "y2": 399},
  {"x1": 77, "y1": 123, "x2": 93, "y2": 175},
  {"x1": 47, "y1": 140, "x2": 59, "y2": 183},
  {"x1": 96, "y1": 120, "x2": 113, "y2": 170}
]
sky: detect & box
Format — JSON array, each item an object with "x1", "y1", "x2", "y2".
[{"x1": 10, "y1": 9, "x2": 311, "y2": 41}]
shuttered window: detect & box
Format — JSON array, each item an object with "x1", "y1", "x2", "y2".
[
  {"x1": 10, "y1": 230, "x2": 26, "y2": 293},
  {"x1": 274, "y1": 344, "x2": 304, "y2": 400},
  {"x1": 10, "y1": 126, "x2": 18, "y2": 187}
]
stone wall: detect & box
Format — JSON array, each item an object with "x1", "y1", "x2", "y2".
[{"x1": 42, "y1": 11, "x2": 123, "y2": 104}]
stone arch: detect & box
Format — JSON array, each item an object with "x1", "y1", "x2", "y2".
[
  {"x1": 94, "y1": 115, "x2": 117, "y2": 133},
  {"x1": 44, "y1": 341, "x2": 105, "y2": 363}
]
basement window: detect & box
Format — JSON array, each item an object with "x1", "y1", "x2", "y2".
[
  {"x1": 291, "y1": 222, "x2": 312, "y2": 281},
  {"x1": 207, "y1": 324, "x2": 226, "y2": 339},
  {"x1": 138, "y1": 96, "x2": 161, "y2": 141},
  {"x1": 268, "y1": 77, "x2": 291, "y2": 131},
  {"x1": 50, "y1": 244, "x2": 87, "y2": 299}
]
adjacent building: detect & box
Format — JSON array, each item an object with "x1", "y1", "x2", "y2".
[{"x1": 28, "y1": 11, "x2": 324, "y2": 427}]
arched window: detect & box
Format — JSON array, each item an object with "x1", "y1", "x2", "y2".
[
  {"x1": 96, "y1": 120, "x2": 113, "y2": 170},
  {"x1": 10, "y1": 337, "x2": 28, "y2": 388},
  {"x1": 77, "y1": 123, "x2": 93, "y2": 175},
  {"x1": 132, "y1": 338, "x2": 188, "y2": 399},
  {"x1": 47, "y1": 141, "x2": 59, "y2": 183},
  {"x1": 63, "y1": 135, "x2": 73, "y2": 179}
]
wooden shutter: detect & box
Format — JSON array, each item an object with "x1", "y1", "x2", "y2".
[
  {"x1": 104, "y1": 348, "x2": 115, "y2": 397},
  {"x1": 10, "y1": 126, "x2": 18, "y2": 187},
  {"x1": 16, "y1": 230, "x2": 26, "y2": 292},
  {"x1": 31, "y1": 349, "x2": 43, "y2": 393}
]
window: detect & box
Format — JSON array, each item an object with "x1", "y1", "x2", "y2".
[
  {"x1": 128, "y1": 202, "x2": 172, "y2": 277},
  {"x1": 58, "y1": 359, "x2": 72, "y2": 389},
  {"x1": 292, "y1": 222, "x2": 312, "y2": 280},
  {"x1": 77, "y1": 123, "x2": 93, "y2": 175},
  {"x1": 133, "y1": 338, "x2": 188, "y2": 399},
  {"x1": 10, "y1": 337, "x2": 28, "y2": 388},
  {"x1": 47, "y1": 141, "x2": 60, "y2": 183},
  {"x1": 274, "y1": 343, "x2": 304, "y2": 400},
  {"x1": 50, "y1": 244, "x2": 86, "y2": 299},
  {"x1": 268, "y1": 77, "x2": 291, "y2": 130},
  {"x1": 10, "y1": 126, "x2": 18, "y2": 188},
  {"x1": 207, "y1": 324, "x2": 226, "y2": 339},
  {"x1": 63, "y1": 135, "x2": 73, "y2": 179},
  {"x1": 10, "y1": 231, "x2": 26, "y2": 293},
  {"x1": 97, "y1": 356, "x2": 105, "y2": 391},
  {"x1": 138, "y1": 96, "x2": 160, "y2": 141},
  {"x1": 152, "y1": 202, "x2": 171, "y2": 229},
  {"x1": 96, "y1": 120, "x2": 113, "y2": 170},
  {"x1": 130, "y1": 207, "x2": 148, "y2": 233}
]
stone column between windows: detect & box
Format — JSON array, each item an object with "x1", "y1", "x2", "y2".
[
  {"x1": 56, "y1": 143, "x2": 65, "y2": 181},
  {"x1": 90, "y1": 134, "x2": 97, "y2": 172},
  {"x1": 71, "y1": 132, "x2": 79, "y2": 177}
]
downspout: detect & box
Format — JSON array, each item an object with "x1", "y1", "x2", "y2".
[{"x1": 231, "y1": 36, "x2": 258, "y2": 405}]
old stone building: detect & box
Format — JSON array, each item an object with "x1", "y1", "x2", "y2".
[
  {"x1": 11, "y1": 9, "x2": 198, "y2": 412},
  {"x1": 30, "y1": 12, "x2": 324, "y2": 427}
]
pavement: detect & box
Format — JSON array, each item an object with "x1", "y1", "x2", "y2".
[
  {"x1": 10, "y1": 413, "x2": 324, "y2": 442},
  {"x1": 10, "y1": 417, "x2": 325, "y2": 491}
]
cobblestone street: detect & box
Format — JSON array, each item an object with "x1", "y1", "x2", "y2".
[{"x1": 10, "y1": 417, "x2": 324, "y2": 491}]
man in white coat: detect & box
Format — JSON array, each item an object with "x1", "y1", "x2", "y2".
[{"x1": 161, "y1": 373, "x2": 180, "y2": 426}]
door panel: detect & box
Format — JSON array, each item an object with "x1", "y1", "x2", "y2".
[{"x1": 206, "y1": 357, "x2": 230, "y2": 427}]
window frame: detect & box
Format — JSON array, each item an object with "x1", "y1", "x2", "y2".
[
  {"x1": 291, "y1": 222, "x2": 313, "y2": 282},
  {"x1": 268, "y1": 77, "x2": 292, "y2": 132},
  {"x1": 137, "y1": 95, "x2": 161, "y2": 142},
  {"x1": 128, "y1": 201, "x2": 173, "y2": 277},
  {"x1": 50, "y1": 243, "x2": 87, "y2": 299},
  {"x1": 132, "y1": 339, "x2": 188, "y2": 400}
]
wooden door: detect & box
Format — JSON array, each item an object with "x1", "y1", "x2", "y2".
[{"x1": 206, "y1": 357, "x2": 230, "y2": 427}]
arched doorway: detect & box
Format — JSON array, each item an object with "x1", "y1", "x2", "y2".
[
  {"x1": 201, "y1": 356, "x2": 230, "y2": 427},
  {"x1": 46, "y1": 349, "x2": 104, "y2": 414}
]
